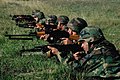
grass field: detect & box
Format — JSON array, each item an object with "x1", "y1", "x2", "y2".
[{"x1": 0, "y1": 0, "x2": 120, "y2": 80}]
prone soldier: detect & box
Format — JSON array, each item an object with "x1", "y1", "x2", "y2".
[
  {"x1": 32, "y1": 10, "x2": 45, "y2": 23},
  {"x1": 72, "y1": 26, "x2": 120, "y2": 80},
  {"x1": 32, "y1": 10, "x2": 46, "y2": 30},
  {"x1": 57, "y1": 15, "x2": 69, "y2": 30},
  {"x1": 39, "y1": 15, "x2": 58, "y2": 40},
  {"x1": 63, "y1": 17, "x2": 88, "y2": 44}
]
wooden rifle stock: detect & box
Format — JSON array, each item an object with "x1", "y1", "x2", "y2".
[
  {"x1": 69, "y1": 35, "x2": 80, "y2": 40},
  {"x1": 36, "y1": 31, "x2": 45, "y2": 36}
]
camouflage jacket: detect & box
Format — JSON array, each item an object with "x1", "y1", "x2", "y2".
[
  {"x1": 74, "y1": 40, "x2": 120, "y2": 79},
  {"x1": 54, "y1": 51, "x2": 73, "y2": 64},
  {"x1": 39, "y1": 18, "x2": 46, "y2": 25},
  {"x1": 46, "y1": 50, "x2": 73, "y2": 64}
]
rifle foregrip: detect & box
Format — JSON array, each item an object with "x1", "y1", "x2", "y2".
[
  {"x1": 37, "y1": 32, "x2": 45, "y2": 36},
  {"x1": 69, "y1": 35, "x2": 80, "y2": 40}
]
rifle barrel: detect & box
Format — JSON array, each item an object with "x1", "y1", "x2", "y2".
[
  {"x1": 5, "y1": 34, "x2": 36, "y2": 36},
  {"x1": 18, "y1": 26, "x2": 35, "y2": 29},
  {"x1": 9, "y1": 37, "x2": 33, "y2": 40},
  {"x1": 5, "y1": 34, "x2": 35, "y2": 40}
]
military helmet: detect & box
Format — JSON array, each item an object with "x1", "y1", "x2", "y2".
[
  {"x1": 32, "y1": 11, "x2": 45, "y2": 19},
  {"x1": 78, "y1": 26, "x2": 104, "y2": 42},
  {"x1": 46, "y1": 15, "x2": 57, "y2": 24},
  {"x1": 67, "y1": 17, "x2": 88, "y2": 34},
  {"x1": 57, "y1": 15, "x2": 69, "y2": 24}
]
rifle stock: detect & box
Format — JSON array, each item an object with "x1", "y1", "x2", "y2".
[
  {"x1": 36, "y1": 31, "x2": 45, "y2": 36},
  {"x1": 69, "y1": 35, "x2": 80, "y2": 41}
]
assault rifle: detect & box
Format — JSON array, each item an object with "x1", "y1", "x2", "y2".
[
  {"x1": 4, "y1": 31, "x2": 45, "y2": 40},
  {"x1": 4, "y1": 24, "x2": 57, "y2": 41},
  {"x1": 17, "y1": 21, "x2": 37, "y2": 28},
  {"x1": 10, "y1": 15, "x2": 35, "y2": 23},
  {"x1": 20, "y1": 43, "x2": 83, "y2": 56},
  {"x1": 5, "y1": 29, "x2": 80, "y2": 43},
  {"x1": 10, "y1": 15, "x2": 37, "y2": 28},
  {"x1": 46, "y1": 30, "x2": 80, "y2": 43},
  {"x1": 4, "y1": 22, "x2": 55, "y2": 40}
]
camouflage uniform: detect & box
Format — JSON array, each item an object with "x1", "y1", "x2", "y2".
[
  {"x1": 72, "y1": 27, "x2": 120, "y2": 80},
  {"x1": 46, "y1": 51, "x2": 73, "y2": 64}
]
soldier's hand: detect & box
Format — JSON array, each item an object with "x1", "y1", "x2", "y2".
[
  {"x1": 40, "y1": 34, "x2": 49, "y2": 40},
  {"x1": 47, "y1": 46, "x2": 59, "y2": 55},
  {"x1": 61, "y1": 38, "x2": 72, "y2": 45},
  {"x1": 36, "y1": 23, "x2": 43, "y2": 28},
  {"x1": 73, "y1": 52, "x2": 82, "y2": 60}
]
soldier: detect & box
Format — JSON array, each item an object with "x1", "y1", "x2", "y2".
[
  {"x1": 32, "y1": 10, "x2": 45, "y2": 23},
  {"x1": 73, "y1": 26, "x2": 120, "y2": 80},
  {"x1": 39, "y1": 15, "x2": 58, "y2": 40},
  {"x1": 45, "y1": 15, "x2": 57, "y2": 25},
  {"x1": 47, "y1": 17, "x2": 88, "y2": 63},
  {"x1": 57, "y1": 15, "x2": 69, "y2": 30},
  {"x1": 67, "y1": 17, "x2": 87, "y2": 35},
  {"x1": 64, "y1": 17, "x2": 88, "y2": 44},
  {"x1": 32, "y1": 10, "x2": 46, "y2": 30},
  {"x1": 37, "y1": 15, "x2": 71, "y2": 41}
]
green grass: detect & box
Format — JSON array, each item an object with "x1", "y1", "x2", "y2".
[{"x1": 0, "y1": 0, "x2": 120, "y2": 80}]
